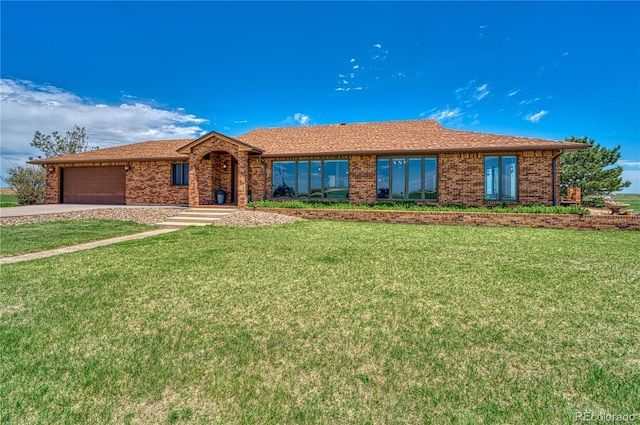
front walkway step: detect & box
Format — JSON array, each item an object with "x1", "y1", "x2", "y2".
[{"x1": 157, "y1": 208, "x2": 239, "y2": 228}]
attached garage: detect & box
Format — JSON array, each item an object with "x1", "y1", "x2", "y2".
[{"x1": 62, "y1": 167, "x2": 125, "y2": 204}]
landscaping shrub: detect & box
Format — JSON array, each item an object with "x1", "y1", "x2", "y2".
[{"x1": 248, "y1": 200, "x2": 590, "y2": 215}]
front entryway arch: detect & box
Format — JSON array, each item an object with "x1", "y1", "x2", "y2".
[{"x1": 177, "y1": 131, "x2": 262, "y2": 208}]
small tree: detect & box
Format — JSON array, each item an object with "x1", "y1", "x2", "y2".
[
  {"x1": 30, "y1": 125, "x2": 89, "y2": 158},
  {"x1": 560, "y1": 136, "x2": 631, "y2": 197},
  {"x1": 2, "y1": 165, "x2": 46, "y2": 205}
]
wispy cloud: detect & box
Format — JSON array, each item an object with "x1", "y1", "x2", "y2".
[
  {"x1": 525, "y1": 110, "x2": 548, "y2": 123},
  {"x1": 455, "y1": 80, "x2": 490, "y2": 106},
  {"x1": 519, "y1": 97, "x2": 540, "y2": 106},
  {"x1": 422, "y1": 107, "x2": 462, "y2": 124},
  {"x1": 507, "y1": 89, "x2": 520, "y2": 97},
  {"x1": 474, "y1": 83, "x2": 489, "y2": 101},
  {"x1": 0, "y1": 78, "x2": 208, "y2": 179},
  {"x1": 286, "y1": 113, "x2": 312, "y2": 126},
  {"x1": 334, "y1": 43, "x2": 392, "y2": 92},
  {"x1": 232, "y1": 120, "x2": 248, "y2": 124},
  {"x1": 619, "y1": 159, "x2": 640, "y2": 169}
]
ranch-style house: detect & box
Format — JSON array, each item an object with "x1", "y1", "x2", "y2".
[{"x1": 30, "y1": 119, "x2": 586, "y2": 208}]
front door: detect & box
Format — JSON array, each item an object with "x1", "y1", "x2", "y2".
[{"x1": 230, "y1": 158, "x2": 238, "y2": 203}]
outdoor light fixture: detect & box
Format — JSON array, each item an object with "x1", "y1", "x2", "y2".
[
  {"x1": 125, "y1": 163, "x2": 131, "y2": 172},
  {"x1": 48, "y1": 166, "x2": 55, "y2": 174},
  {"x1": 222, "y1": 161, "x2": 229, "y2": 170}
]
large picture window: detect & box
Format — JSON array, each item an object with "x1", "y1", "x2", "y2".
[
  {"x1": 484, "y1": 156, "x2": 517, "y2": 201},
  {"x1": 376, "y1": 156, "x2": 438, "y2": 201},
  {"x1": 272, "y1": 159, "x2": 349, "y2": 200},
  {"x1": 171, "y1": 163, "x2": 189, "y2": 186}
]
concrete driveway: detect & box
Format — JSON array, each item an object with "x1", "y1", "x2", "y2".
[{"x1": 0, "y1": 204, "x2": 169, "y2": 218}]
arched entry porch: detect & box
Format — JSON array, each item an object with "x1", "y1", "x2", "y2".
[{"x1": 177, "y1": 131, "x2": 263, "y2": 208}]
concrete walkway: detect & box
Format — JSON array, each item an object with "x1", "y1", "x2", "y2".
[{"x1": 0, "y1": 228, "x2": 178, "y2": 265}]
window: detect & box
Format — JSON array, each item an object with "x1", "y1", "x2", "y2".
[
  {"x1": 273, "y1": 161, "x2": 296, "y2": 198},
  {"x1": 484, "y1": 156, "x2": 517, "y2": 201},
  {"x1": 376, "y1": 156, "x2": 438, "y2": 201},
  {"x1": 272, "y1": 159, "x2": 349, "y2": 200},
  {"x1": 172, "y1": 163, "x2": 189, "y2": 186}
]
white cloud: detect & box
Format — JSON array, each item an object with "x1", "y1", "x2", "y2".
[
  {"x1": 619, "y1": 159, "x2": 640, "y2": 169},
  {"x1": 479, "y1": 25, "x2": 489, "y2": 29},
  {"x1": 519, "y1": 97, "x2": 540, "y2": 106},
  {"x1": 232, "y1": 120, "x2": 248, "y2": 124},
  {"x1": 424, "y1": 107, "x2": 462, "y2": 123},
  {"x1": 474, "y1": 83, "x2": 489, "y2": 101},
  {"x1": 373, "y1": 44, "x2": 382, "y2": 49},
  {"x1": 507, "y1": 89, "x2": 520, "y2": 97},
  {"x1": 455, "y1": 80, "x2": 490, "y2": 105},
  {"x1": 563, "y1": 51, "x2": 570, "y2": 56},
  {"x1": 286, "y1": 113, "x2": 312, "y2": 126},
  {"x1": 0, "y1": 78, "x2": 208, "y2": 180},
  {"x1": 350, "y1": 58, "x2": 356, "y2": 63},
  {"x1": 525, "y1": 110, "x2": 548, "y2": 123},
  {"x1": 353, "y1": 65, "x2": 360, "y2": 70}
]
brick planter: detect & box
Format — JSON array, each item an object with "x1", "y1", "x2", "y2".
[{"x1": 253, "y1": 208, "x2": 640, "y2": 231}]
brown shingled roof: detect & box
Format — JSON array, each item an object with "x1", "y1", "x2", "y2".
[
  {"x1": 29, "y1": 139, "x2": 192, "y2": 164},
  {"x1": 237, "y1": 119, "x2": 587, "y2": 156},
  {"x1": 29, "y1": 119, "x2": 587, "y2": 164}
]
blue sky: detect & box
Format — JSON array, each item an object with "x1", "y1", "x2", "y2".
[{"x1": 2, "y1": 1, "x2": 639, "y2": 191}]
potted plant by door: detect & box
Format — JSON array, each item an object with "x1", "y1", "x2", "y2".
[{"x1": 215, "y1": 189, "x2": 226, "y2": 205}]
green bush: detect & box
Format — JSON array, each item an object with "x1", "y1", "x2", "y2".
[
  {"x1": 2, "y1": 165, "x2": 45, "y2": 205},
  {"x1": 248, "y1": 200, "x2": 590, "y2": 215},
  {"x1": 582, "y1": 196, "x2": 605, "y2": 208}
]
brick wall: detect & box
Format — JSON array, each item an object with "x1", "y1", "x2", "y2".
[
  {"x1": 44, "y1": 165, "x2": 61, "y2": 204},
  {"x1": 257, "y1": 150, "x2": 559, "y2": 207},
  {"x1": 254, "y1": 207, "x2": 640, "y2": 231},
  {"x1": 126, "y1": 161, "x2": 188, "y2": 204},
  {"x1": 349, "y1": 155, "x2": 377, "y2": 204},
  {"x1": 45, "y1": 161, "x2": 188, "y2": 205}
]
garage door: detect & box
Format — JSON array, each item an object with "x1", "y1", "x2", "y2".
[{"x1": 62, "y1": 167, "x2": 126, "y2": 204}]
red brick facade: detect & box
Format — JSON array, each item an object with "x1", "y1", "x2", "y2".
[
  {"x1": 43, "y1": 149, "x2": 562, "y2": 207},
  {"x1": 259, "y1": 150, "x2": 560, "y2": 206}
]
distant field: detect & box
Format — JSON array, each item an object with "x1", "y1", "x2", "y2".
[
  {"x1": 614, "y1": 194, "x2": 640, "y2": 211},
  {"x1": 0, "y1": 189, "x2": 19, "y2": 208}
]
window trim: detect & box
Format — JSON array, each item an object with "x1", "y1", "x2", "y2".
[
  {"x1": 376, "y1": 155, "x2": 438, "y2": 201},
  {"x1": 484, "y1": 155, "x2": 518, "y2": 202}
]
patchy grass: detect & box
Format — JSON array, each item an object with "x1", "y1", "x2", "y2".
[
  {"x1": 1, "y1": 221, "x2": 638, "y2": 424},
  {"x1": 0, "y1": 219, "x2": 156, "y2": 256},
  {"x1": 0, "y1": 193, "x2": 19, "y2": 208},
  {"x1": 249, "y1": 200, "x2": 591, "y2": 215}
]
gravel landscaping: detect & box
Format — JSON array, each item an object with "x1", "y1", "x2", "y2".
[
  {"x1": 0, "y1": 207, "x2": 184, "y2": 227},
  {"x1": 215, "y1": 210, "x2": 302, "y2": 227},
  {"x1": 0, "y1": 207, "x2": 301, "y2": 228}
]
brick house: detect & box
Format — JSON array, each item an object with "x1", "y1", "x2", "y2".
[{"x1": 30, "y1": 119, "x2": 586, "y2": 208}]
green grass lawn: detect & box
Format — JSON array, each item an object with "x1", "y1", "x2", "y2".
[
  {"x1": 0, "y1": 219, "x2": 156, "y2": 256},
  {"x1": 1, "y1": 221, "x2": 638, "y2": 424},
  {"x1": 0, "y1": 193, "x2": 19, "y2": 208},
  {"x1": 614, "y1": 194, "x2": 640, "y2": 211}
]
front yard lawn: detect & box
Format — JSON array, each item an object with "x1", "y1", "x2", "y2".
[
  {"x1": 1, "y1": 221, "x2": 638, "y2": 424},
  {"x1": 0, "y1": 219, "x2": 156, "y2": 256}
]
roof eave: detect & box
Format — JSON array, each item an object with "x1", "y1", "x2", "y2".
[{"x1": 28, "y1": 156, "x2": 189, "y2": 165}]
